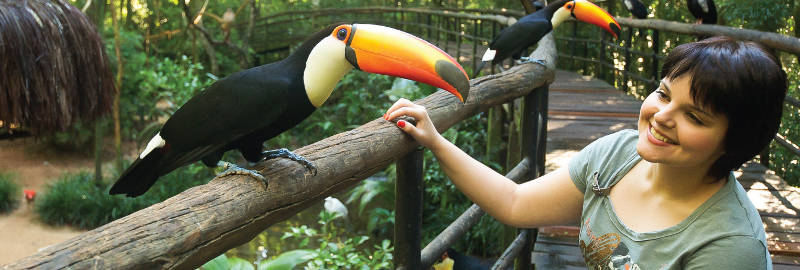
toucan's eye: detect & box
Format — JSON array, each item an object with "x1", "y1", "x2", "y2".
[
  {"x1": 566, "y1": 3, "x2": 573, "y2": 9},
  {"x1": 337, "y1": 28, "x2": 348, "y2": 40}
]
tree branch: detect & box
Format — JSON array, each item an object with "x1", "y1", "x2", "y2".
[{"x1": 617, "y1": 17, "x2": 800, "y2": 56}]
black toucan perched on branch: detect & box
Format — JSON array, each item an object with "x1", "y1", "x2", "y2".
[
  {"x1": 473, "y1": 0, "x2": 620, "y2": 77},
  {"x1": 687, "y1": 0, "x2": 717, "y2": 24},
  {"x1": 623, "y1": 0, "x2": 648, "y2": 19},
  {"x1": 109, "y1": 24, "x2": 470, "y2": 197}
]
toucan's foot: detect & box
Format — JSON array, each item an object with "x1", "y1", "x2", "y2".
[
  {"x1": 262, "y1": 148, "x2": 317, "y2": 176},
  {"x1": 516, "y1": 57, "x2": 547, "y2": 66},
  {"x1": 217, "y1": 161, "x2": 269, "y2": 188}
]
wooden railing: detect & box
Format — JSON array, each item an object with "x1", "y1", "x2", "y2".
[{"x1": 554, "y1": 17, "x2": 800, "y2": 184}]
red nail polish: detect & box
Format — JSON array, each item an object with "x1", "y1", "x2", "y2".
[{"x1": 397, "y1": 120, "x2": 406, "y2": 128}]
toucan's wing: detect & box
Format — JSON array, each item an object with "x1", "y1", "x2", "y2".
[
  {"x1": 160, "y1": 65, "x2": 291, "y2": 160},
  {"x1": 488, "y1": 16, "x2": 551, "y2": 64}
]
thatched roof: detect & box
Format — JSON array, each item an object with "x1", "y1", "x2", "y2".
[{"x1": 0, "y1": 0, "x2": 115, "y2": 136}]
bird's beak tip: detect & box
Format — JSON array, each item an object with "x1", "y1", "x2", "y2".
[
  {"x1": 434, "y1": 59, "x2": 470, "y2": 103},
  {"x1": 611, "y1": 23, "x2": 621, "y2": 38}
]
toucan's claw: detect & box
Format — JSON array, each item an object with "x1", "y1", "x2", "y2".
[
  {"x1": 516, "y1": 57, "x2": 547, "y2": 66},
  {"x1": 262, "y1": 148, "x2": 318, "y2": 175},
  {"x1": 217, "y1": 161, "x2": 269, "y2": 188}
]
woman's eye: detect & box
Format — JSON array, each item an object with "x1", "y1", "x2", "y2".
[
  {"x1": 687, "y1": 113, "x2": 704, "y2": 124},
  {"x1": 655, "y1": 89, "x2": 669, "y2": 101}
]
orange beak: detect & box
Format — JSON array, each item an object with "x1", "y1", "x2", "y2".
[
  {"x1": 567, "y1": 0, "x2": 621, "y2": 38},
  {"x1": 333, "y1": 24, "x2": 470, "y2": 103}
]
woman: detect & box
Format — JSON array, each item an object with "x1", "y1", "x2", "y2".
[{"x1": 384, "y1": 36, "x2": 786, "y2": 269}]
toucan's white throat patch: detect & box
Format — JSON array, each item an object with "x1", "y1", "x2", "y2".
[
  {"x1": 140, "y1": 132, "x2": 166, "y2": 159},
  {"x1": 304, "y1": 36, "x2": 354, "y2": 108}
]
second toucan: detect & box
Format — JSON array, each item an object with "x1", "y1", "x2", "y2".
[{"x1": 474, "y1": 0, "x2": 620, "y2": 77}]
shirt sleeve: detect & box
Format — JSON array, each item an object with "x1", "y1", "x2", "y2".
[
  {"x1": 568, "y1": 130, "x2": 634, "y2": 194},
  {"x1": 684, "y1": 236, "x2": 769, "y2": 270}
]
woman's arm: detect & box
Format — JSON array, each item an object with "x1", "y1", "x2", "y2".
[{"x1": 385, "y1": 99, "x2": 584, "y2": 227}]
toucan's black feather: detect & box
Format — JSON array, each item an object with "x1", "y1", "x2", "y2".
[
  {"x1": 624, "y1": 0, "x2": 649, "y2": 19},
  {"x1": 687, "y1": 0, "x2": 717, "y2": 24}
]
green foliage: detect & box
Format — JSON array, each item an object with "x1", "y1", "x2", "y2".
[
  {"x1": 37, "y1": 120, "x2": 99, "y2": 153},
  {"x1": 346, "y1": 175, "x2": 395, "y2": 236},
  {"x1": 280, "y1": 210, "x2": 394, "y2": 269},
  {"x1": 201, "y1": 254, "x2": 258, "y2": 270},
  {"x1": 0, "y1": 173, "x2": 20, "y2": 214},
  {"x1": 258, "y1": 250, "x2": 316, "y2": 270},
  {"x1": 137, "y1": 55, "x2": 214, "y2": 114},
  {"x1": 35, "y1": 164, "x2": 212, "y2": 229},
  {"x1": 716, "y1": 0, "x2": 793, "y2": 32},
  {"x1": 769, "y1": 55, "x2": 800, "y2": 186},
  {"x1": 121, "y1": 52, "x2": 214, "y2": 145}
]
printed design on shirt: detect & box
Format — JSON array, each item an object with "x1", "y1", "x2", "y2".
[{"x1": 580, "y1": 218, "x2": 641, "y2": 270}]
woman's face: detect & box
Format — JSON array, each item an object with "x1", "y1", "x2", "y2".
[{"x1": 636, "y1": 74, "x2": 729, "y2": 171}]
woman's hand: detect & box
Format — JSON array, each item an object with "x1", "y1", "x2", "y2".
[{"x1": 384, "y1": 98, "x2": 444, "y2": 149}]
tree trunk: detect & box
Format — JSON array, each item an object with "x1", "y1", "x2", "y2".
[
  {"x1": 4, "y1": 61, "x2": 555, "y2": 270},
  {"x1": 111, "y1": 0, "x2": 124, "y2": 172},
  {"x1": 86, "y1": 0, "x2": 107, "y2": 184}
]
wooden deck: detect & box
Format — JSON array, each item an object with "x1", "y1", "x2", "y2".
[{"x1": 536, "y1": 70, "x2": 800, "y2": 269}]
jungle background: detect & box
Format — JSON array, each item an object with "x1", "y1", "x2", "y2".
[{"x1": 0, "y1": 0, "x2": 798, "y2": 268}]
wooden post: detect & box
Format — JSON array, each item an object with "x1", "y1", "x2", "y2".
[
  {"x1": 395, "y1": 148, "x2": 424, "y2": 270},
  {"x1": 623, "y1": 28, "x2": 633, "y2": 93},
  {"x1": 651, "y1": 29, "x2": 660, "y2": 82},
  {"x1": 515, "y1": 83, "x2": 549, "y2": 269},
  {"x1": 472, "y1": 18, "x2": 479, "y2": 74},
  {"x1": 598, "y1": 30, "x2": 607, "y2": 82}
]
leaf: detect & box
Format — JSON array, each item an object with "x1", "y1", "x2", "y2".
[
  {"x1": 200, "y1": 254, "x2": 229, "y2": 270},
  {"x1": 229, "y1": 257, "x2": 256, "y2": 270},
  {"x1": 257, "y1": 250, "x2": 315, "y2": 270}
]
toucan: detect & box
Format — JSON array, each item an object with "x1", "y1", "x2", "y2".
[
  {"x1": 109, "y1": 24, "x2": 470, "y2": 197},
  {"x1": 687, "y1": 0, "x2": 717, "y2": 24},
  {"x1": 473, "y1": 0, "x2": 620, "y2": 77},
  {"x1": 623, "y1": 0, "x2": 648, "y2": 19}
]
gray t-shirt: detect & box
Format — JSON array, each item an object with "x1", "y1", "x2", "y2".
[{"x1": 568, "y1": 129, "x2": 771, "y2": 269}]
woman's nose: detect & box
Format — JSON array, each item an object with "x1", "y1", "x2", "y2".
[{"x1": 653, "y1": 104, "x2": 676, "y2": 128}]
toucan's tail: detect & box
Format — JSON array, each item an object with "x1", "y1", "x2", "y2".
[{"x1": 109, "y1": 151, "x2": 165, "y2": 197}]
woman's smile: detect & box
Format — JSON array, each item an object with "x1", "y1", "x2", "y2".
[{"x1": 648, "y1": 125, "x2": 678, "y2": 145}]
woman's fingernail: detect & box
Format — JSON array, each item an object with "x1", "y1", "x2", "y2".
[{"x1": 397, "y1": 120, "x2": 406, "y2": 128}]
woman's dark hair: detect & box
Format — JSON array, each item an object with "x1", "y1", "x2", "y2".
[{"x1": 660, "y1": 36, "x2": 787, "y2": 180}]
